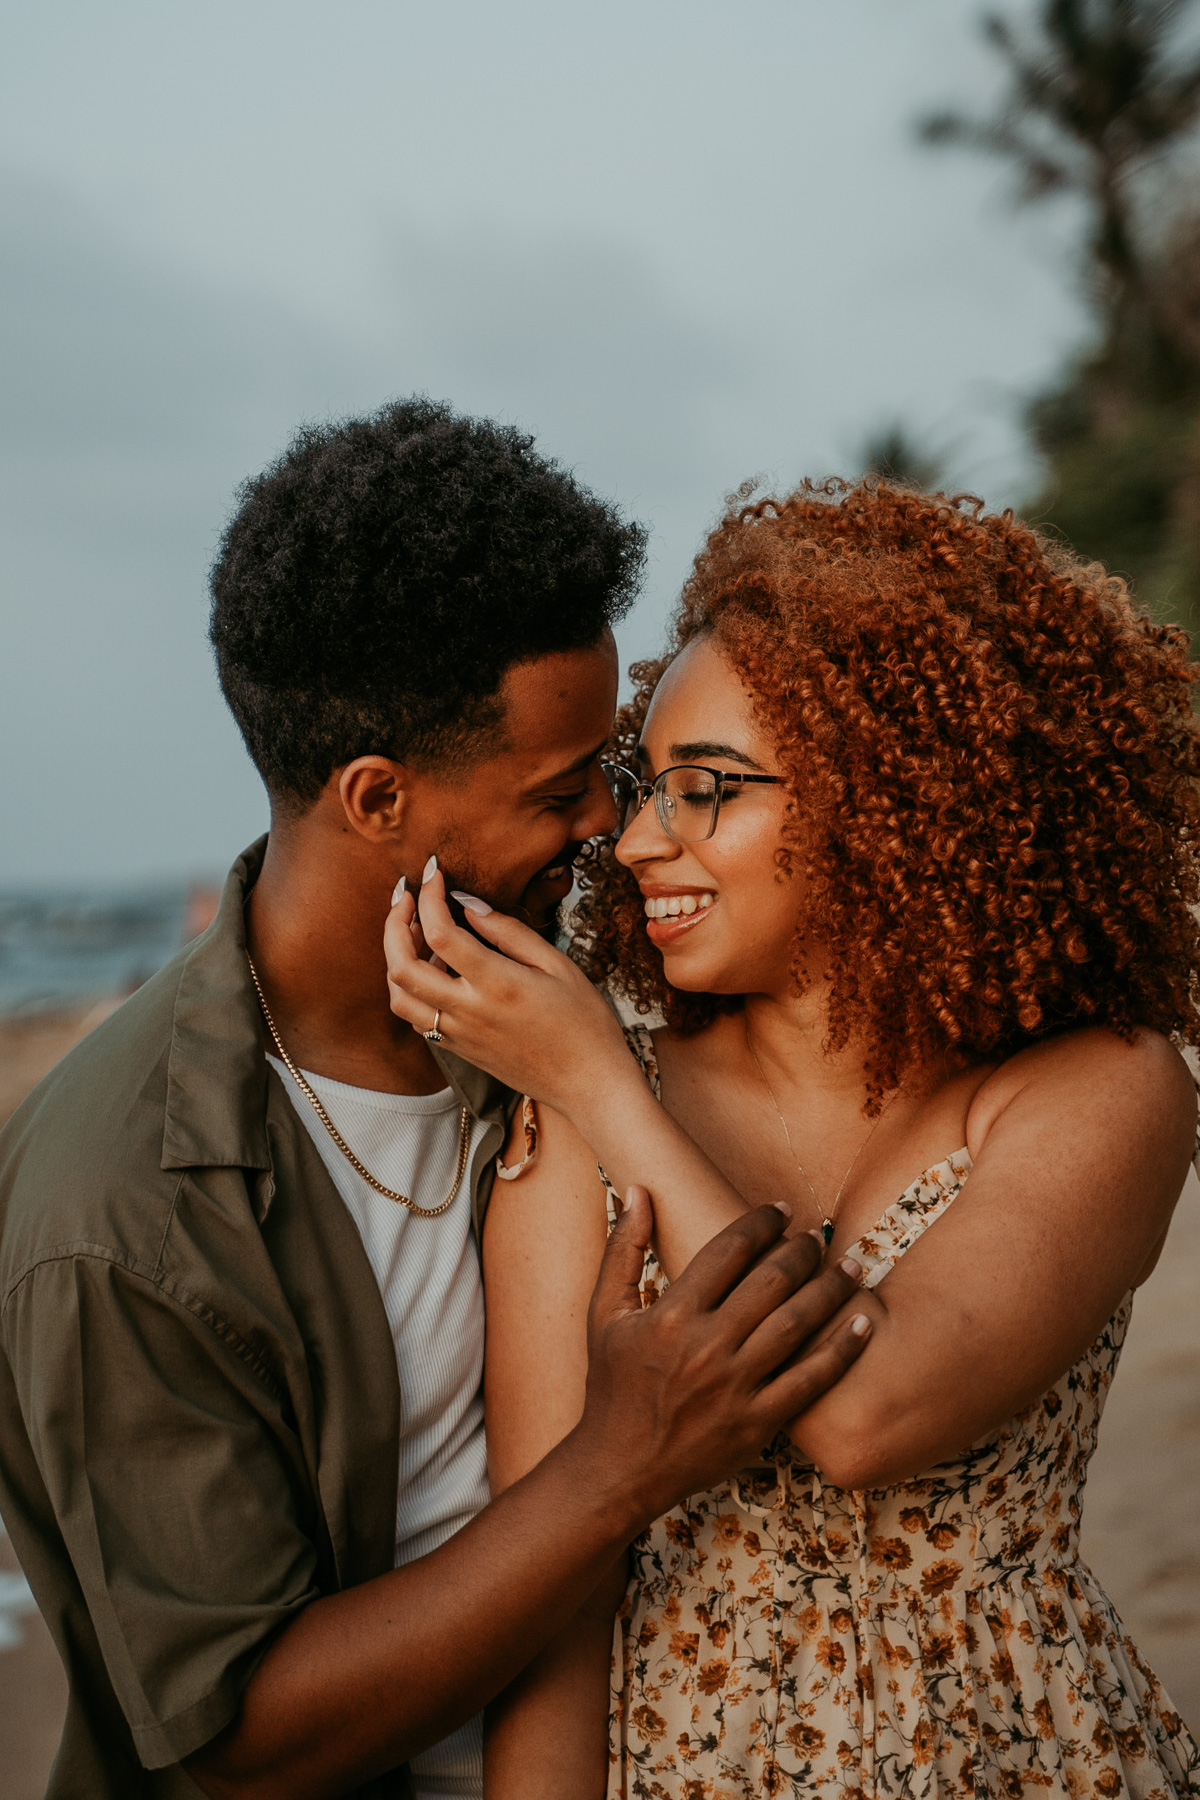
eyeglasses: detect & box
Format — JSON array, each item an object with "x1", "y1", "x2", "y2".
[{"x1": 601, "y1": 760, "x2": 783, "y2": 845}]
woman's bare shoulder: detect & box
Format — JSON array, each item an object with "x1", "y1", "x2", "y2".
[{"x1": 964, "y1": 1026, "x2": 1196, "y2": 1162}]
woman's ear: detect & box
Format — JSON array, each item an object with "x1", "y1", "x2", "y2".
[{"x1": 337, "y1": 756, "x2": 414, "y2": 842}]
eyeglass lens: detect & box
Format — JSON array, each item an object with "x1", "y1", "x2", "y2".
[{"x1": 604, "y1": 764, "x2": 719, "y2": 844}]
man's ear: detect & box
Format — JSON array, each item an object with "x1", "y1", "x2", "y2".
[{"x1": 337, "y1": 756, "x2": 414, "y2": 842}]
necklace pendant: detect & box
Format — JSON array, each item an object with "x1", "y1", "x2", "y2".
[{"x1": 821, "y1": 1219, "x2": 835, "y2": 1245}]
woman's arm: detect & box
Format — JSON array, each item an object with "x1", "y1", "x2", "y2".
[
  {"x1": 387, "y1": 883, "x2": 1194, "y2": 1497},
  {"x1": 550, "y1": 1025, "x2": 1193, "y2": 1492},
  {"x1": 480, "y1": 1102, "x2": 869, "y2": 1795},
  {"x1": 387, "y1": 873, "x2": 753, "y2": 1276},
  {"x1": 786, "y1": 1029, "x2": 1196, "y2": 1488},
  {"x1": 482, "y1": 1104, "x2": 630, "y2": 1800}
]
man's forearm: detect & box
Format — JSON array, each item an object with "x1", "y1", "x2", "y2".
[
  {"x1": 186, "y1": 1430, "x2": 647, "y2": 1800},
  {"x1": 187, "y1": 1199, "x2": 870, "y2": 1800},
  {"x1": 483, "y1": 1555, "x2": 625, "y2": 1800}
]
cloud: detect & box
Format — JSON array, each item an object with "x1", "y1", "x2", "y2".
[
  {"x1": 0, "y1": 172, "x2": 370, "y2": 546},
  {"x1": 0, "y1": 171, "x2": 377, "y2": 881},
  {"x1": 0, "y1": 175, "x2": 745, "y2": 877},
  {"x1": 391, "y1": 222, "x2": 742, "y2": 497}
]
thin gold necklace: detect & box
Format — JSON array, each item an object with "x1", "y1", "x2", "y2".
[
  {"x1": 744, "y1": 1018, "x2": 901, "y2": 1245},
  {"x1": 247, "y1": 953, "x2": 471, "y2": 1218}
]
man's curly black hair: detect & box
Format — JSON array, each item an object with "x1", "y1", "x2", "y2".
[{"x1": 210, "y1": 397, "x2": 646, "y2": 804}]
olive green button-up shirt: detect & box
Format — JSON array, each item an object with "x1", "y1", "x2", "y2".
[{"x1": 0, "y1": 840, "x2": 514, "y2": 1799}]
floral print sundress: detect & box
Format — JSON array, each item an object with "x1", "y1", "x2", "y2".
[{"x1": 602, "y1": 1026, "x2": 1200, "y2": 1799}]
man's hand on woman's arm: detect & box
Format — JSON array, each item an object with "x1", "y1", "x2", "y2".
[{"x1": 185, "y1": 1193, "x2": 870, "y2": 1800}]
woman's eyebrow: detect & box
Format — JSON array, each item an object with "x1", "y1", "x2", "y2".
[{"x1": 669, "y1": 739, "x2": 765, "y2": 771}]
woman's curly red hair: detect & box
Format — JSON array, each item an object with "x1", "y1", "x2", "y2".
[{"x1": 571, "y1": 479, "x2": 1200, "y2": 1100}]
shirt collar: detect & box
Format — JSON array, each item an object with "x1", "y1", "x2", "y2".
[{"x1": 162, "y1": 837, "x2": 514, "y2": 1174}]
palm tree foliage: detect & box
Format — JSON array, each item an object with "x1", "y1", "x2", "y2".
[
  {"x1": 920, "y1": 2, "x2": 1200, "y2": 627},
  {"x1": 858, "y1": 424, "x2": 947, "y2": 492},
  {"x1": 922, "y1": 2, "x2": 1200, "y2": 330}
]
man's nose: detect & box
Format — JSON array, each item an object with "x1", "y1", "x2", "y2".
[{"x1": 576, "y1": 770, "x2": 619, "y2": 841}]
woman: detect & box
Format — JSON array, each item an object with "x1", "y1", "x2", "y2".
[{"x1": 386, "y1": 480, "x2": 1200, "y2": 1798}]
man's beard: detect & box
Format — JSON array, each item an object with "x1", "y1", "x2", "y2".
[{"x1": 434, "y1": 844, "x2": 578, "y2": 940}]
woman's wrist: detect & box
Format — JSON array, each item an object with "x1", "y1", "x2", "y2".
[{"x1": 552, "y1": 1045, "x2": 653, "y2": 1145}]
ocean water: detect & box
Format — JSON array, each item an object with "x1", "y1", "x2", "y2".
[
  {"x1": 0, "y1": 1546, "x2": 37, "y2": 1650},
  {"x1": 0, "y1": 886, "x2": 200, "y2": 1015}
]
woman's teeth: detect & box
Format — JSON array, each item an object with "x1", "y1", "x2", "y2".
[{"x1": 643, "y1": 893, "x2": 715, "y2": 920}]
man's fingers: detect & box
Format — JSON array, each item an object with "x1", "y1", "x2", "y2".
[
  {"x1": 736, "y1": 1256, "x2": 864, "y2": 1379},
  {"x1": 588, "y1": 1186, "x2": 653, "y2": 1331},
  {"x1": 666, "y1": 1204, "x2": 791, "y2": 1315},
  {"x1": 713, "y1": 1227, "x2": 825, "y2": 1347},
  {"x1": 751, "y1": 1311, "x2": 873, "y2": 1428}
]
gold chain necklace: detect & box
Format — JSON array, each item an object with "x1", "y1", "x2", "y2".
[
  {"x1": 744, "y1": 1018, "x2": 901, "y2": 1245},
  {"x1": 247, "y1": 953, "x2": 471, "y2": 1218}
]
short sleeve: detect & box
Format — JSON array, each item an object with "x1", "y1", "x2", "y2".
[{"x1": 3, "y1": 1251, "x2": 321, "y2": 1769}]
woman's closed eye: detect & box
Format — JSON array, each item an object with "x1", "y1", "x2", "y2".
[{"x1": 678, "y1": 781, "x2": 716, "y2": 809}]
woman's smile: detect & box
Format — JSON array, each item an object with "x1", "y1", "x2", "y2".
[
  {"x1": 640, "y1": 884, "x2": 717, "y2": 943},
  {"x1": 611, "y1": 638, "x2": 799, "y2": 993}
]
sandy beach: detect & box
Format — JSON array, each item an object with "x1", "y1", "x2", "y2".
[{"x1": 1, "y1": 1001, "x2": 1197, "y2": 1796}]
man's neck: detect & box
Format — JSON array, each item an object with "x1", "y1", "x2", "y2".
[{"x1": 244, "y1": 822, "x2": 446, "y2": 1096}]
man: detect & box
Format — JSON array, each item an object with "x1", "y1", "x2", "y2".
[{"x1": 0, "y1": 400, "x2": 867, "y2": 1800}]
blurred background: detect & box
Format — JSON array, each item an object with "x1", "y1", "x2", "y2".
[{"x1": 2, "y1": 1, "x2": 1199, "y2": 1790}]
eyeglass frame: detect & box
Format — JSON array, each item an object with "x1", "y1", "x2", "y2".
[{"x1": 601, "y1": 759, "x2": 784, "y2": 844}]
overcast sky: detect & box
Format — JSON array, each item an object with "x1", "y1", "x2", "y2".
[{"x1": 0, "y1": 0, "x2": 1086, "y2": 883}]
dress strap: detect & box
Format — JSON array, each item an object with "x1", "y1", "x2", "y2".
[
  {"x1": 846, "y1": 1150, "x2": 974, "y2": 1291},
  {"x1": 621, "y1": 1023, "x2": 662, "y2": 1098},
  {"x1": 600, "y1": 1025, "x2": 669, "y2": 1307}
]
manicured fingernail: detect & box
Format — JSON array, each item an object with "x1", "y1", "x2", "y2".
[
  {"x1": 839, "y1": 1257, "x2": 862, "y2": 1280},
  {"x1": 622, "y1": 1187, "x2": 635, "y2": 1212},
  {"x1": 422, "y1": 854, "x2": 438, "y2": 883},
  {"x1": 391, "y1": 876, "x2": 407, "y2": 905},
  {"x1": 450, "y1": 890, "x2": 493, "y2": 915},
  {"x1": 850, "y1": 1313, "x2": 872, "y2": 1337},
  {"x1": 773, "y1": 1200, "x2": 792, "y2": 1217},
  {"x1": 807, "y1": 1227, "x2": 825, "y2": 1243}
]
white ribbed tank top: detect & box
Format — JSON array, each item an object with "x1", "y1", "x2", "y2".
[{"x1": 269, "y1": 1057, "x2": 490, "y2": 1800}]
